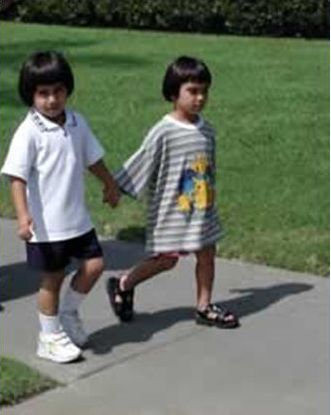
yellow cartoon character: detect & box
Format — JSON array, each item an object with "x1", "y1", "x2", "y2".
[
  {"x1": 192, "y1": 154, "x2": 214, "y2": 210},
  {"x1": 194, "y1": 178, "x2": 214, "y2": 210},
  {"x1": 177, "y1": 194, "x2": 192, "y2": 213},
  {"x1": 192, "y1": 154, "x2": 209, "y2": 176},
  {"x1": 177, "y1": 154, "x2": 214, "y2": 213}
]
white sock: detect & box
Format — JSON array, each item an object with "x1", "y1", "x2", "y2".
[
  {"x1": 60, "y1": 286, "x2": 86, "y2": 313},
  {"x1": 39, "y1": 313, "x2": 61, "y2": 334}
]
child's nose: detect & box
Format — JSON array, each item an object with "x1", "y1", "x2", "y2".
[{"x1": 48, "y1": 94, "x2": 57, "y2": 103}]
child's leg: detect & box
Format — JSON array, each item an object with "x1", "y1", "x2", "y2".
[
  {"x1": 70, "y1": 257, "x2": 105, "y2": 294},
  {"x1": 61, "y1": 256, "x2": 104, "y2": 308},
  {"x1": 38, "y1": 270, "x2": 65, "y2": 332},
  {"x1": 195, "y1": 245, "x2": 216, "y2": 310},
  {"x1": 195, "y1": 245, "x2": 239, "y2": 328},
  {"x1": 121, "y1": 255, "x2": 179, "y2": 291},
  {"x1": 60, "y1": 257, "x2": 104, "y2": 346},
  {"x1": 107, "y1": 254, "x2": 178, "y2": 322},
  {"x1": 37, "y1": 271, "x2": 81, "y2": 362}
]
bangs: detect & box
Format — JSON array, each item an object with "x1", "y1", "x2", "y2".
[
  {"x1": 30, "y1": 61, "x2": 68, "y2": 86},
  {"x1": 176, "y1": 63, "x2": 211, "y2": 85}
]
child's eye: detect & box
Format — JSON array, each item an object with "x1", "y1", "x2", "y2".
[
  {"x1": 187, "y1": 87, "x2": 208, "y2": 96},
  {"x1": 55, "y1": 86, "x2": 66, "y2": 94}
]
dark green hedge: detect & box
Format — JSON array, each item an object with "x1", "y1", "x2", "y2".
[{"x1": 2, "y1": 0, "x2": 329, "y2": 38}]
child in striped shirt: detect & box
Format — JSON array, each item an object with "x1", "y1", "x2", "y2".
[{"x1": 107, "y1": 56, "x2": 239, "y2": 328}]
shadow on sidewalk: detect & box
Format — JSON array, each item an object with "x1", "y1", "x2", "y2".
[
  {"x1": 0, "y1": 239, "x2": 145, "y2": 306},
  {"x1": 0, "y1": 263, "x2": 40, "y2": 305},
  {"x1": 220, "y1": 282, "x2": 313, "y2": 317},
  {"x1": 89, "y1": 306, "x2": 194, "y2": 355},
  {"x1": 88, "y1": 281, "x2": 313, "y2": 355}
]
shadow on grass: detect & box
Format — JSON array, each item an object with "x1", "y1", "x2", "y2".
[
  {"x1": 0, "y1": 38, "x2": 105, "y2": 74},
  {"x1": 88, "y1": 282, "x2": 313, "y2": 355},
  {"x1": 1, "y1": 38, "x2": 152, "y2": 109},
  {"x1": 72, "y1": 53, "x2": 151, "y2": 69},
  {"x1": 1, "y1": 39, "x2": 105, "y2": 110}
]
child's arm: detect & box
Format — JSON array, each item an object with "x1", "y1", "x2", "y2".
[
  {"x1": 10, "y1": 177, "x2": 33, "y2": 241},
  {"x1": 115, "y1": 126, "x2": 163, "y2": 199},
  {"x1": 78, "y1": 114, "x2": 120, "y2": 207},
  {"x1": 88, "y1": 159, "x2": 121, "y2": 207}
]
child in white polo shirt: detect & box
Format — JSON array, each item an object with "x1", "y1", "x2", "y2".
[{"x1": 1, "y1": 51, "x2": 120, "y2": 363}]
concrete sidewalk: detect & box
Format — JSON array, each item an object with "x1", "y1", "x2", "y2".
[{"x1": 0, "y1": 218, "x2": 329, "y2": 415}]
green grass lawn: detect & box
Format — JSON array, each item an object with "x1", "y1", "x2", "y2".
[
  {"x1": 0, "y1": 22, "x2": 329, "y2": 275},
  {"x1": 0, "y1": 356, "x2": 58, "y2": 406}
]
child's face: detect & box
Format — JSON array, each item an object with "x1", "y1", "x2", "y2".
[
  {"x1": 33, "y1": 82, "x2": 68, "y2": 120},
  {"x1": 174, "y1": 81, "x2": 209, "y2": 117}
]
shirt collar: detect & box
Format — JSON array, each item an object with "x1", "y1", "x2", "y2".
[
  {"x1": 29, "y1": 108, "x2": 77, "y2": 132},
  {"x1": 164, "y1": 114, "x2": 204, "y2": 130}
]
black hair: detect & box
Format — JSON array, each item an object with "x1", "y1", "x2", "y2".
[
  {"x1": 18, "y1": 51, "x2": 74, "y2": 106},
  {"x1": 162, "y1": 56, "x2": 212, "y2": 102}
]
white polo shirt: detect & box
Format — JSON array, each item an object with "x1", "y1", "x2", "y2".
[{"x1": 1, "y1": 108, "x2": 104, "y2": 242}]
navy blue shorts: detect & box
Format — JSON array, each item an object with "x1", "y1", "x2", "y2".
[{"x1": 26, "y1": 229, "x2": 103, "y2": 272}]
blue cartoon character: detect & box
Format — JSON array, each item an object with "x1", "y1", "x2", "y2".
[{"x1": 177, "y1": 168, "x2": 195, "y2": 213}]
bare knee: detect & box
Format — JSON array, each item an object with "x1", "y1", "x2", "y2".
[
  {"x1": 88, "y1": 257, "x2": 105, "y2": 277},
  {"x1": 80, "y1": 257, "x2": 104, "y2": 279},
  {"x1": 71, "y1": 257, "x2": 104, "y2": 293}
]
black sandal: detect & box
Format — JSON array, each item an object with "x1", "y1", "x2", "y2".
[
  {"x1": 106, "y1": 277, "x2": 134, "y2": 322},
  {"x1": 196, "y1": 304, "x2": 239, "y2": 328}
]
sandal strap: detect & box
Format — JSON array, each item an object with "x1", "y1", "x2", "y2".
[
  {"x1": 113, "y1": 280, "x2": 133, "y2": 300},
  {"x1": 199, "y1": 304, "x2": 237, "y2": 320},
  {"x1": 209, "y1": 304, "x2": 231, "y2": 317},
  {"x1": 121, "y1": 289, "x2": 134, "y2": 304},
  {"x1": 107, "y1": 277, "x2": 135, "y2": 322},
  {"x1": 196, "y1": 303, "x2": 239, "y2": 328}
]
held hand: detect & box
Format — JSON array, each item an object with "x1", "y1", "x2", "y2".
[
  {"x1": 103, "y1": 185, "x2": 121, "y2": 207},
  {"x1": 17, "y1": 215, "x2": 33, "y2": 241}
]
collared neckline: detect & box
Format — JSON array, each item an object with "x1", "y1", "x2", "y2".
[{"x1": 29, "y1": 108, "x2": 77, "y2": 132}]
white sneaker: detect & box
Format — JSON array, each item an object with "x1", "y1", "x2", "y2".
[
  {"x1": 59, "y1": 310, "x2": 88, "y2": 347},
  {"x1": 37, "y1": 330, "x2": 81, "y2": 363}
]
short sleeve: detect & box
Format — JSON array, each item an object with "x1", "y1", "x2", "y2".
[
  {"x1": 115, "y1": 125, "x2": 163, "y2": 198},
  {"x1": 1, "y1": 125, "x2": 37, "y2": 182},
  {"x1": 79, "y1": 115, "x2": 105, "y2": 167}
]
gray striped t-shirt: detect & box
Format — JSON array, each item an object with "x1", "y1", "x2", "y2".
[{"x1": 115, "y1": 114, "x2": 222, "y2": 253}]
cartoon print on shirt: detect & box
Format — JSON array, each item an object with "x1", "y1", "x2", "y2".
[{"x1": 177, "y1": 154, "x2": 214, "y2": 213}]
